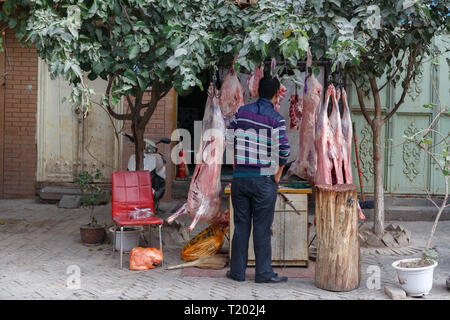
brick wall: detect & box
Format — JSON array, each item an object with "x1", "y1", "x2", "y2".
[
  {"x1": 0, "y1": 29, "x2": 38, "y2": 198},
  {"x1": 0, "y1": 29, "x2": 176, "y2": 199},
  {"x1": 121, "y1": 89, "x2": 176, "y2": 200}
]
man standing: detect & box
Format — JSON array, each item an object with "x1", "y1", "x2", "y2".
[{"x1": 226, "y1": 76, "x2": 290, "y2": 283}]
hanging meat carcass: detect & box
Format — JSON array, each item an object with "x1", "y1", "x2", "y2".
[
  {"x1": 287, "y1": 51, "x2": 323, "y2": 183},
  {"x1": 217, "y1": 61, "x2": 245, "y2": 123},
  {"x1": 341, "y1": 88, "x2": 353, "y2": 184},
  {"x1": 270, "y1": 58, "x2": 287, "y2": 113},
  {"x1": 247, "y1": 62, "x2": 264, "y2": 98},
  {"x1": 328, "y1": 86, "x2": 344, "y2": 185},
  {"x1": 315, "y1": 84, "x2": 365, "y2": 220},
  {"x1": 289, "y1": 93, "x2": 303, "y2": 130},
  {"x1": 314, "y1": 84, "x2": 333, "y2": 185},
  {"x1": 166, "y1": 84, "x2": 229, "y2": 231}
]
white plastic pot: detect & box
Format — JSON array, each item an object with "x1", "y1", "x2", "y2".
[
  {"x1": 392, "y1": 258, "x2": 438, "y2": 297},
  {"x1": 109, "y1": 226, "x2": 143, "y2": 253}
]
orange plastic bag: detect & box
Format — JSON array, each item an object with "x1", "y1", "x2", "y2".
[
  {"x1": 129, "y1": 247, "x2": 163, "y2": 271},
  {"x1": 181, "y1": 223, "x2": 229, "y2": 262}
]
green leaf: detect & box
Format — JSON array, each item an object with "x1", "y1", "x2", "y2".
[
  {"x1": 139, "y1": 39, "x2": 150, "y2": 53},
  {"x1": 313, "y1": 67, "x2": 320, "y2": 77},
  {"x1": 123, "y1": 70, "x2": 137, "y2": 86},
  {"x1": 174, "y1": 48, "x2": 187, "y2": 58},
  {"x1": 124, "y1": 34, "x2": 134, "y2": 47},
  {"x1": 137, "y1": 76, "x2": 147, "y2": 91},
  {"x1": 156, "y1": 46, "x2": 167, "y2": 57},
  {"x1": 260, "y1": 32, "x2": 272, "y2": 44},
  {"x1": 92, "y1": 62, "x2": 103, "y2": 75},
  {"x1": 422, "y1": 103, "x2": 435, "y2": 109},
  {"x1": 128, "y1": 43, "x2": 140, "y2": 60},
  {"x1": 8, "y1": 17, "x2": 17, "y2": 29},
  {"x1": 166, "y1": 56, "x2": 179, "y2": 69},
  {"x1": 329, "y1": 0, "x2": 341, "y2": 7},
  {"x1": 297, "y1": 36, "x2": 309, "y2": 52},
  {"x1": 122, "y1": 84, "x2": 133, "y2": 91},
  {"x1": 71, "y1": 64, "x2": 83, "y2": 78},
  {"x1": 88, "y1": 0, "x2": 98, "y2": 16}
]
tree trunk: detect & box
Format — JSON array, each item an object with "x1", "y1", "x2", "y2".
[
  {"x1": 372, "y1": 120, "x2": 385, "y2": 237},
  {"x1": 132, "y1": 122, "x2": 145, "y2": 171},
  {"x1": 314, "y1": 184, "x2": 361, "y2": 292}
]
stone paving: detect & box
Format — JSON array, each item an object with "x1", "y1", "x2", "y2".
[{"x1": 0, "y1": 198, "x2": 449, "y2": 300}]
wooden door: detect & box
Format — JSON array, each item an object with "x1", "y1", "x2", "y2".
[{"x1": 36, "y1": 59, "x2": 123, "y2": 184}]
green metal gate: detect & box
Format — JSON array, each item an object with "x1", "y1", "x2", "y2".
[{"x1": 348, "y1": 36, "x2": 449, "y2": 196}]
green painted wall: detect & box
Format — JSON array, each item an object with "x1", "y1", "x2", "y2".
[{"x1": 348, "y1": 35, "x2": 449, "y2": 196}]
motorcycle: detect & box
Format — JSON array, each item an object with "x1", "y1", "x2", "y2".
[{"x1": 124, "y1": 134, "x2": 171, "y2": 210}]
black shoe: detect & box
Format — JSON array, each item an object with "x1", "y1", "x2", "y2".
[
  {"x1": 226, "y1": 270, "x2": 245, "y2": 282},
  {"x1": 255, "y1": 275, "x2": 288, "y2": 283}
]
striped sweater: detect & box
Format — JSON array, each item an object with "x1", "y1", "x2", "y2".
[{"x1": 226, "y1": 98, "x2": 290, "y2": 177}]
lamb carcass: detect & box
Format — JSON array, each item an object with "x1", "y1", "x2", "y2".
[
  {"x1": 247, "y1": 62, "x2": 264, "y2": 98},
  {"x1": 328, "y1": 87, "x2": 344, "y2": 185},
  {"x1": 129, "y1": 247, "x2": 163, "y2": 271},
  {"x1": 287, "y1": 51, "x2": 323, "y2": 183},
  {"x1": 217, "y1": 63, "x2": 245, "y2": 122},
  {"x1": 166, "y1": 84, "x2": 229, "y2": 231},
  {"x1": 270, "y1": 58, "x2": 287, "y2": 113},
  {"x1": 314, "y1": 84, "x2": 333, "y2": 185},
  {"x1": 315, "y1": 85, "x2": 365, "y2": 220},
  {"x1": 341, "y1": 88, "x2": 353, "y2": 184}
]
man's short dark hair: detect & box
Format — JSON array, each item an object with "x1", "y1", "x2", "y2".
[{"x1": 258, "y1": 76, "x2": 280, "y2": 100}]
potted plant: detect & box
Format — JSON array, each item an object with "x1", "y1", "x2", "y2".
[
  {"x1": 80, "y1": 216, "x2": 105, "y2": 245},
  {"x1": 76, "y1": 169, "x2": 108, "y2": 245},
  {"x1": 392, "y1": 249, "x2": 439, "y2": 297},
  {"x1": 392, "y1": 71, "x2": 447, "y2": 297}
]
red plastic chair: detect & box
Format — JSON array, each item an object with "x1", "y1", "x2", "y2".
[{"x1": 111, "y1": 171, "x2": 163, "y2": 269}]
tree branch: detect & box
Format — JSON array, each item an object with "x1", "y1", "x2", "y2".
[
  {"x1": 105, "y1": 74, "x2": 133, "y2": 121},
  {"x1": 382, "y1": 45, "x2": 421, "y2": 126},
  {"x1": 348, "y1": 73, "x2": 373, "y2": 126},
  {"x1": 376, "y1": 49, "x2": 407, "y2": 93},
  {"x1": 125, "y1": 95, "x2": 136, "y2": 116},
  {"x1": 139, "y1": 87, "x2": 171, "y2": 130},
  {"x1": 369, "y1": 77, "x2": 382, "y2": 121},
  {"x1": 122, "y1": 6, "x2": 136, "y2": 31}
]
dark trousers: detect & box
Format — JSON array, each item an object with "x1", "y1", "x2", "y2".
[{"x1": 230, "y1": 176, "x2": 278, "y2": 282}]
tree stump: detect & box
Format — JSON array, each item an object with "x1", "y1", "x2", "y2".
[{"x1": 314, "y1": 184, "x2": 361, "y2": 291}]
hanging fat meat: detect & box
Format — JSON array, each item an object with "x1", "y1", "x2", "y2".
[
  {"x1": 166, "y1": 84, "x2": 229, "y2": 231},
  {"x1": 315, "y1": 84, "x2": 365, "y2": 220},
  {"x1": 289, "y1": 93, "x2": 303, "y2": 130},
  {"x1": 270, "y1": 58, "x2": 287, "y2": 113},
  {"x1": 314, "y1": 84, "x2": 333, "y2": 185},
  {"x1": 328, "y1": 87, "x2": 344, "y2": 185},
  {"x1": 287, "y1": 51, "x2": 323, "y2": 183},
  {"x1": 247, "y1": 62, "x2": 264, "y2": 98},
  {"x1": 341, "y1": 88, "x2": 353, "y2": 184},
  {"x1": 217, "y1": 62, "x2": 245, "y2": 121}
]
